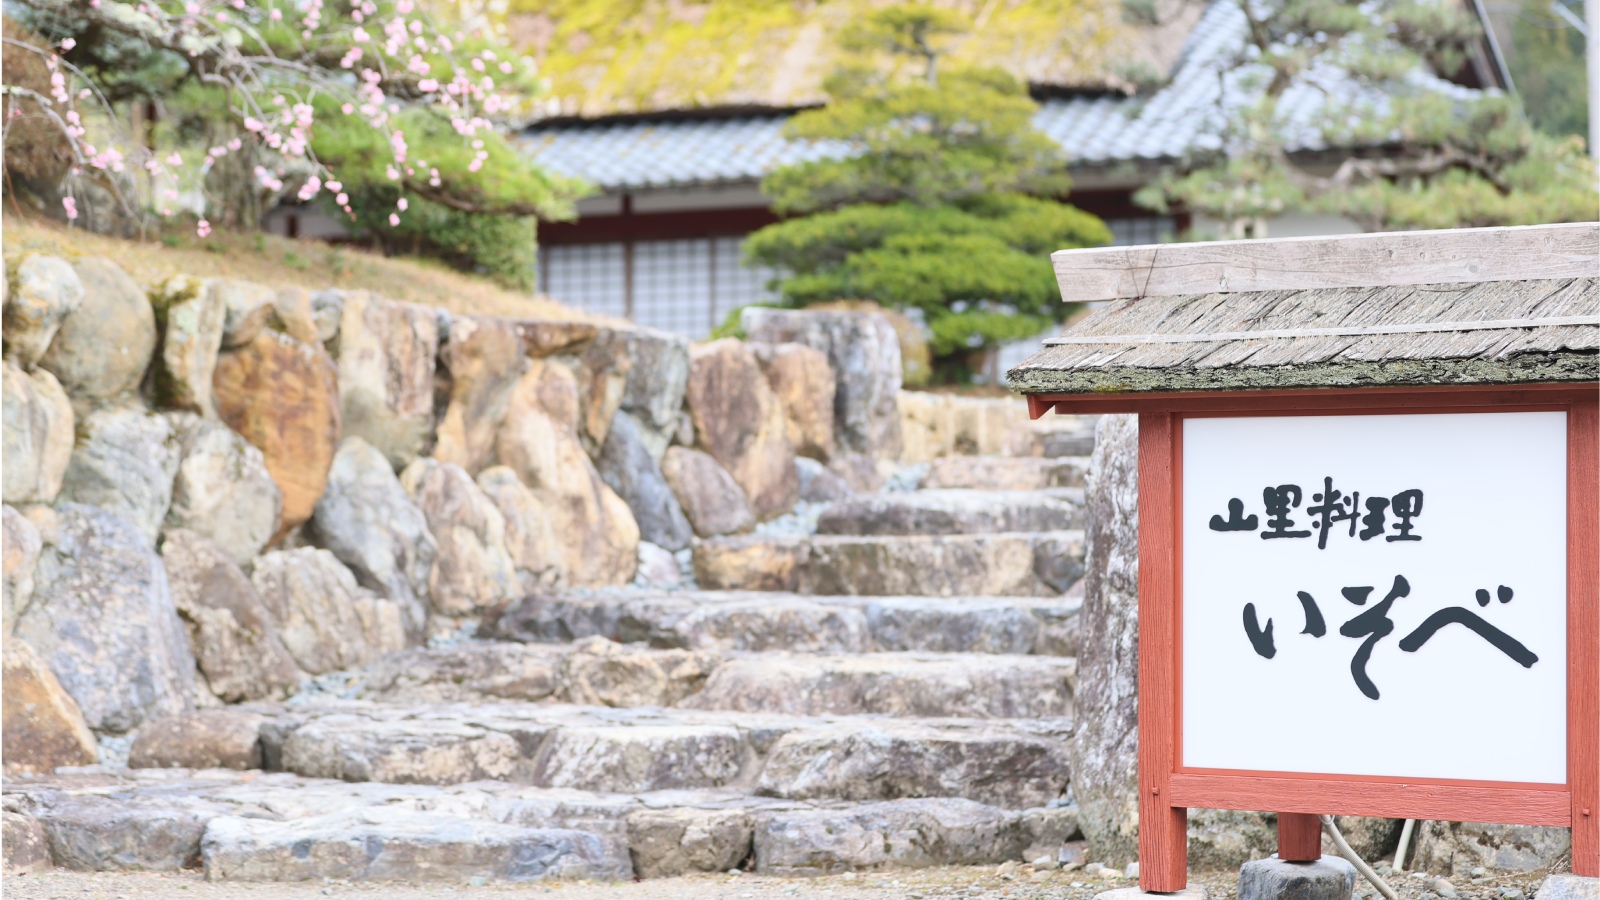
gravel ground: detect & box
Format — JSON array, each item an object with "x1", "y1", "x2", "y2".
[{"x1": 0, "y1": 865, "x2": 1559, "y2": 900}]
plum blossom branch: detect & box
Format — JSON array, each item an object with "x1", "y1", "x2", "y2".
[{"x1": 6, "y1": 0, "x2": 530, "y2": 234}]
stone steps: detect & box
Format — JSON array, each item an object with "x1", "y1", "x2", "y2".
[
  {"x1": 120, "y1": 702, "x2": 1075, "y2": 806},
  {"x1": 5, "y1": 769, "x2": 1082, "y2": 881},
  {"x1": 482, "y1": 588, "x2": 1080, "y2": 656},
  {"x1": 814, "y1": 488, "x2": 1084, "y2": 535},
  {"x1": 693, "y1": 530, "x2": 1086, "y2": 596},
  {"x1": 337, "y1": 639, "x2": 1075, "y2": 717},
  {"x1": 920, "y1": 455, "x2": 1090, "y2": 490}
]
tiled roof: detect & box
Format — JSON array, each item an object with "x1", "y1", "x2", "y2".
[{"x1": 521, "y1": 0, "x2": 1480, "y2": 193}]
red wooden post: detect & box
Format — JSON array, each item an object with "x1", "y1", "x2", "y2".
[
  {"x1": 1568, "y1": 401, "x2": 1599, "y2": 876},
  {"x1": 1277, "y1": 813, "x2": 1323, "y2": 862},
  {"x1": 1138, "y1": 412, "x2": 1188, "y2": 891}
]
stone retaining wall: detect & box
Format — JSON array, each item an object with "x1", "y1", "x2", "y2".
[{"x1": 1, "y1": 253, "x2": 1044, "y2": 759}]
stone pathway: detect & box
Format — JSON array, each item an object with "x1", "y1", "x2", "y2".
[
  {"x1": 0, "y1": 864, "x2": 1562, "y2": 900},
  {"x1": 4, "y1": 453, "x2": 1094, "y2": 885}
]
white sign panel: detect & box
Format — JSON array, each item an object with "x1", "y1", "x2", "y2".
[{"x1": 1182, "y1": 411, "x2": 1568, "y2": 784}]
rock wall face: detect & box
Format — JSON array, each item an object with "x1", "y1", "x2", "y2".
[
  {"x1": 742, "y1": 308, "x2": 903, "y2": 461},
  {"x1": 1066, "y1": 414, "x2": 1141, "y2": 867}
]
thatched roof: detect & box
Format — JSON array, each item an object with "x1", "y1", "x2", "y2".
[
  {"x1": 509, "y1": 0, "x2": 1204, "y2": 118},
  {"x1": 1009, "y1": 224, "x2": 1600, "y2": 395}
]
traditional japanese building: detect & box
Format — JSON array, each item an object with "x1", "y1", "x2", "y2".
[{"x1": 516, "y1": 0, "x2": 1511, "y2": 342}]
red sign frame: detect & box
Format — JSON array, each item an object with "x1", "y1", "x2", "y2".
[{"x1": 1029, "y1": 384, "x2": 1598, "y2": 892}]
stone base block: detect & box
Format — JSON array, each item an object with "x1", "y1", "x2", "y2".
[
  {"x1": 1538, "y1": 875, "x2": 1600, "y2": 900},
  {"x1": 1094, "y1": 886, "x2": 1210, "y2": 900},
  {"x1": 1239, "y1": 854, "x2": 1356, "y2": 900}
]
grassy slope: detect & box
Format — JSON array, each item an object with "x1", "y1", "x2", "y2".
[{"x1": 2, "y1": 212, "x2": 607, "y2": 323}]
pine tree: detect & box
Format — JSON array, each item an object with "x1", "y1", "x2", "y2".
[
  {"x1": 1134, "y1": 0, "x2": 1597, "y2": 236},
  {"x1": 745, "y1": 5, "x2": 1109, "y2": 383}
]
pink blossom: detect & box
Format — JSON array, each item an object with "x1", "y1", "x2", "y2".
[
  {"x1": 397, "y1": 198, "x2": 408, "y2": 211},
  {"x1": 60, "y1": 38, "x2": 76, "y2": 50},
  {"x1": 244, "y1": 117, "x2": 264, "y2": 132},
  {"x1": 62, "y1": 197, "x2": 78, "y2": 220},
  {"x1": 197, "y1": 219, "x2": 212, "y2": 238},
  {"x1": 388, "y1": 213, "x2": 400, "y2": 226},
  {"x1": 167, "y1": 152, "x2": 183, "y2": 165},
  {"x1": 227, "y1": 138, "x2": 242, "y2": 151},
  {"x1": 269, "y1": 8, "x2": 281, "y2": 20},
  {"x1": 336, "y1": 192, "x2": 349, "y2": 206},
  {"x1": 342, "y1": 104, "x2": 354, "y2": 115},
  {"x1": 325, "y1": 181, "x2": 342, "y2": 192}
]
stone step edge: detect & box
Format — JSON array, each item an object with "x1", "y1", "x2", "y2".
[
  {"x1": 692, "y1": 530, "x2": 1086, "y2": 596},
  {"x1": 8, "y1": 772, "x2": 1083, "y2": 882},
  {"x1": 128, "y1": 703, "x2": 1076, "y2": 809}
]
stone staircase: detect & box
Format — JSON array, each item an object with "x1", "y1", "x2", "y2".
[{"x1": 4, "y1": 451, "x2": 1098, "y2": 884}]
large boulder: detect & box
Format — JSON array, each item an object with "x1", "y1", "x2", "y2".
[
  {"x1": 1, "y1": 361, "x2": 73, "y2": 504},
  {"x1": 129, "y1": 709, "x2": 266, "y2": 770},
  {"x1": 626, "y1": 807, "x2": 753, "y2": 878},
  {"x1": 618, "y1": 327, "x2": 690, "y2": 459},
  {"x1": 751, "y1": 799, "x2": 1025, "y2": 875},
  {"x1": 795, "y1": 457, "x2": 852, "y2": 504},
  {"x1": 151, "y1": 275, "x2": 226, "y2": 417},
  {"x1": 330, "y1": 291, "x2": 439, "y2": 469},
  {"x1": 494, "y1": 361, "x2": 638, "y2": 587},
  {"x1": 476, "y1": 466, "x2": 566, "y2": 592},
  {"x1": 57, "y1": 408, "x2": 180, "y2": 547},
  {"x1": 2, "y1": 638, "x2": 98, "y2": 774},
  {"x1": 685, "y1": 339, "x2": 798, "y2": 521},
  {"x1": 2, "y1": 811, "x2": 52, "y2": 874},
  {"x1": 307, "y1": 437, "x2": 438, "y2": 640},
  {"x1": 3, "y1": 506, "x2": 41, "y2": 634},
  {"x1": 433, "y1": 315, "x2": 527, "y2": 475},
  {"x1": 4, "y1": 254, "x2": 83, "y2": 368},
  {"x1": 570, "y1": 328, "x2": 632, "y2": 456},
  {"x1": 213, "y1": 329, "x2": 341, "y2": 540},
  {"x1": 597, "y1": 412, "x2": 693, "y2": 552},
  {"x1": 214, "y1": 279, "x2": 281, "y2": 348},
  {"x1": 399, "y1": 457, "x2": 519, "y2": 617},
  {"x1": 742, "y1": 308, "x2": 902, "y2": 460},
  {"x1": 753, "y1": 342, "x2": 836, "y2": 461},
  {"x1": 163, "y1": 414, "x2": 281, "y2": 565},
  {"x1": 530, "y1": 724, "x2": 744, "y2": 793},
  {"x1": 557, "y1": 635, "x2": 718, "y2": 707},
  {"x1": 160, "y1": 529, "x2": 301, "y2": 703},
  {"x1": 14, "y1": 505, "x2": 195, "y2": 734},
  {"x1": 202, "y1": 809, "x2": 629, "y2": 883},
  {"x1": 270, "y1": 286, "x2": 322, "y2": 346},
  {"x1": 1412, "y1": 821, "x2": 1572, "y2": 875},
  {"x1": 355, "y1": 642, "x2": 561, "y2": 703},
  {"x1": 1066, "y1": 414, "x2": 1141, "y2": 866},
  {"x1": 37, "y1": 257, "x2": 156, "y2": 415},
  {"x1": 250, "y1": 548, "x2": 408, "y2": 675},
  {"x1": 660, "y1": 446, "x2": 754, "y2": 538},
  {"x1": 757, "y1": 721, "x2": 1071, "y2": 809}
]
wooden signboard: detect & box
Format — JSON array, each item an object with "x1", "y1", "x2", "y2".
[{"x1": 1017, "y1": 225, "x2": 1599, "y2": 893}]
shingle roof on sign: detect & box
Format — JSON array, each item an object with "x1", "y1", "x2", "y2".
[
  {"x1": 1007, "y1": 224, "x2": 1600, "y2": 395},
  {"x1": 521, "y1": 0, "x2": 1480, "y2": 192}
]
